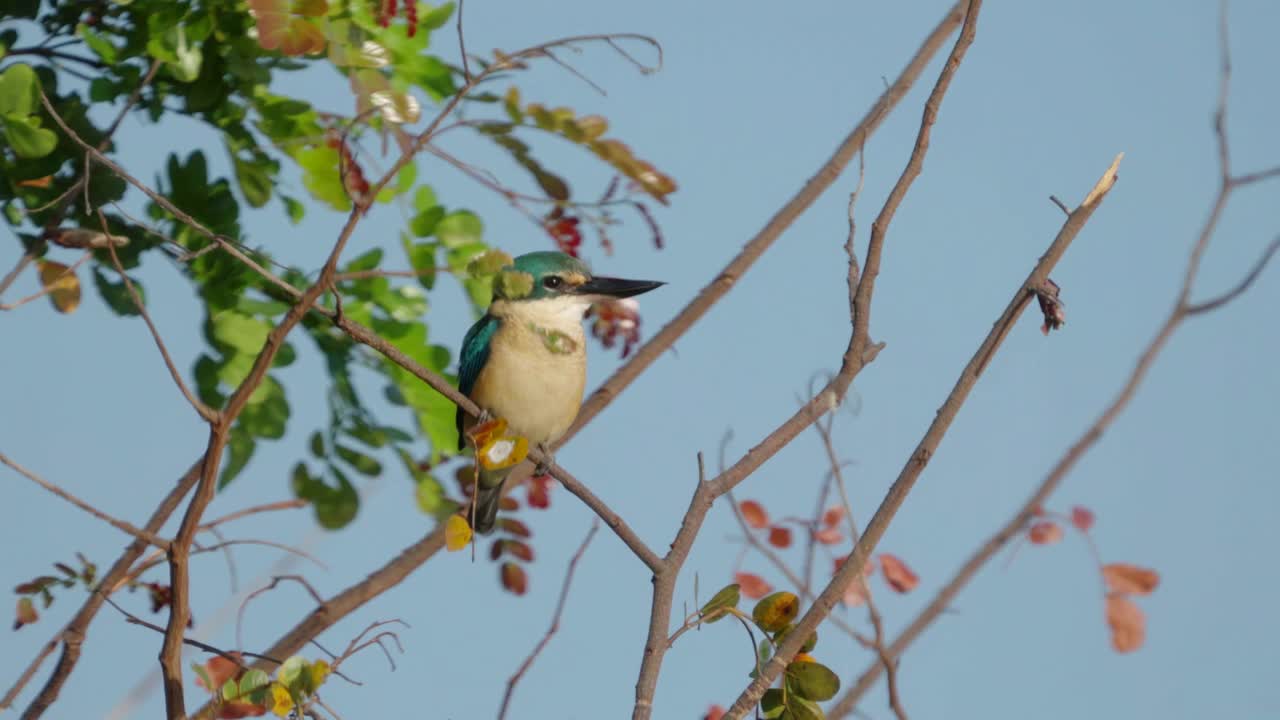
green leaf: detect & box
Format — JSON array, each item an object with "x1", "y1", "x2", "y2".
[
  {"x1": 1, "y1": 114, "x2": 57, "y2": 158},
  {"x1": 400, "y1": 233, "x2": 436, "y2": 289},
  {"x1": 292, "y1": 463, "x2": 360, "y2": 529},
  {"x1": 699, "y1": 583, "x2": 740, "y2": 623},
  {"x1": 335, "y1": 444, "x2": 383, "y2": 477},
  {"x1": 0, "y1": 63, "x2": 37, "y2": 116},
  {"x1": 77, "y1": 23, "x2": 118, "y2": 63},
  {"x1": 281, "y1": 194, "x2": 305, "y2": 223},
  {"x1": 240, "y1": 377, "x2": 290, "y2": 439},
  {"x1": 785, "y1": 660, "x2": 840, "y2": 702},
  {"x1": 420, "y1": 2, "x2": 456, "y2": 31},
  {"x1": 233, "y1": 156, "x2": 273, "y2": 207},
  {"x1": 211, "y1": 310, "x2": 271, "y2": 354},
  {"x1": 761, "y1": 688, "x2": 785, "y2": 719},
  {"x1": 435, "y1": 210, "x2": 482, "y2": 248},
  {"x1": 220, "y1": 677, "x2": 239, "y2": 702},
  {"x1": 277, "y1": 655, "x2": 307, "y2": 692},
  {"x1": 297, "y1": 145, "x2": 351, "y2": 211},
  {"x1": 409, "y1": 205, "x2": 444, "y2": 237},
  {"x1": 238, "y1": 669, "x2": 271, "y2": 705},
  {"x1": 92, "y1": 267, "x2": 144, "y2": 316},
  {"x1": 783, "y1": 695, "x2": 825, "y2": 720},
  {"x1": 220, "y1": 425, "x2": 256, "y2": 488}
]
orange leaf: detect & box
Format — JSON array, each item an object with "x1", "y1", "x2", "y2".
[
  {"x1": 822, "y1": 506, "x2": 845, "y2": 528},
  {"x1": 767, "y1": 526, "x2": 792, "y2": 549},
  {"x1": 1071, "y1": 506, "x2": 1095, "y2": 531},
  {"x1": 1028, "y1": 521, "x2": 1063, "y2": 545},
  {"x1": 1105, "y1": 593, "x2": 1145, "y2": 652},
  {"x1": 1102, "y1": 563, "x2": 1159, "y2": 596},
  {"x1": 18, "y1": 175, "x2": 53, "y2": 188},
  {"x1": 879, "y1": 554, "x2": 919, "y2": 593},
  {"x1": 703, "y1": 705, "x2": 726, "y2": 720},
  {"x1": 445, "y1": 514, "x2": 472, "y2": 552},
  {"x1": 734, "y1": 572, "x2": 772, "y2": 600},
  {"x1": 500, "y1": 562, "x2": 528, "y2": 595},
  {"x1": 739, "y1": 500, "x2": 768, "y2": 529},
  {"x1": 814, "y1": 527, "x2": 842, "y2": 545},
  {"x1": 198, "y1": 653, "x2": 242, "y2": 691}
]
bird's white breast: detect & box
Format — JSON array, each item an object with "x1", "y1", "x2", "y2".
[{"x1": 469, "y1": 296, "x2": 591, "y2": 445}]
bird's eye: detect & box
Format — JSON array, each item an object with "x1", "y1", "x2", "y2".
[{"x1": 543, "y1": 276, "x2": 563, "y2": 289}]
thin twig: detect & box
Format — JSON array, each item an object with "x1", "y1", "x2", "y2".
[
  {"x1": 7, "y1": 459, "x2": 203, "y2": 715},
  {"x1": 100, "y1": 213, "x2": 219, "y2": 423},
  {"x1": 0, "y1": 451, "x2": 169, "y2": 550},
  {"x1": 456, "y1": 0, "x2": 471, "y2": 81},
  {"x1": 563, "y1": 0, "x2": 971, "y2": 451},
  {"x1": 497, "y1": 521, "x2": 599, "y2": 720},
  {"x1": 720, "y1": 3, "x2": 990, "y2": 715}
]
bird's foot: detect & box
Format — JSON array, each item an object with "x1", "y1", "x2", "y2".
[{"x1": 533, "y1": 443, "x2": 555, "y2": 476}]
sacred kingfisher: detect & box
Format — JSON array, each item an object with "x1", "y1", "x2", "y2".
[{"x1": 456, "y1": 251, "x2": 663, "y2": 533}]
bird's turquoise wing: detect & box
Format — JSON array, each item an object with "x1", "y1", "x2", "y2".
[{"x1": 456, "y1": 314, "x2": 499, "y2": 450}]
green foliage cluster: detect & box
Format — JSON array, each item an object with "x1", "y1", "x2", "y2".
[
  {"x1": 701, "y1": 586, "x2": 842, "y2": 719},
  {"x1": 0, "y1": 1, "x2": 666, "y2": 534}
]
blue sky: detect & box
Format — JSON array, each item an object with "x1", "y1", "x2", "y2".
[{"x1": 4, "y1": 1, "x2": 1279, "y2": 718}]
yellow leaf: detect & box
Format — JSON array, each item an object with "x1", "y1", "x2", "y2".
[
  {"x1": 445, "y1": 514, "x2": 472, "y2": 552},
  {"x1": 478, "y1": 435, "x2": 529, "y2": 471},
  {"x1": 752, "y1": 591, "x2": 800, "y2": 633},
  {"x1": 309, "y1": 660, "x2": 331, "y2": 689},
  {"x1": 37, "y1": 260, "x2": 81, "y2": 314},
  {"x1": 270, "y1": 683, "x2": 294, "y2": 717}
]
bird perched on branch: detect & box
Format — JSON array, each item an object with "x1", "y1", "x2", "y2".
[{"x1": 456, "y1": 251, "x2": 663, "y2": 533}]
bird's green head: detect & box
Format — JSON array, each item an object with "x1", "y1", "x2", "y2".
[{"x1": 492, "y1": 251, "x2": 664, "y2": 302}]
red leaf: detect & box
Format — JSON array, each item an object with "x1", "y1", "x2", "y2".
[
  {"x1": 1102, "y1": 563, "x2": 1160, "y2": 596},
  {"x1": 703, "y1": 705, "x2": 726, "y2": 720},
  {"x1": 739, "y1": 500, "x2": 769, "y2": 529},
  {"x1": 1028, "y1": 521, "x2": 1064, "y2": 545},
  {"x1": 1071, "y1": 506, "x2": 1095, "y2": 532},
  {"x1": 526, "y1": 475, "x2": 552, "y2": 509},
  {"x1": 734, "y1": 572, "x2": 772, "y2": 600},
  {"x1": 879, "y1": 554, "x2": 919, "y2": 593},
  {"x1": 198, "y1": 653, "x2": 243, "y2": 691},
  {"x1": 767, "y1": 526, "x2": 792, "y2": 549},
  {"x1": 814, "y1": 527, "x2": 842, "y2": 545},
  {"x1": 500, "y1": 562, "x2": 528, "y2": 596},
  {"x1": 499, "y1": 518, "x2": 532, "y2": 538},
  {"x1": 822, "y1": 506, "x2": 845, "y2": 528},
  {"x1": 1105, "y1": 593, "x2": 1145, "y2": 653}
]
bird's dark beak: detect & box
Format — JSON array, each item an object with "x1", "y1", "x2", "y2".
[{"x1": 574, "y1": 276, "x2": 665, "y2": 299}]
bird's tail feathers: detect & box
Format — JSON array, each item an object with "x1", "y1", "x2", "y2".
[{"x1": 470, "y1": 466, "x2": 509, "y2": 534}]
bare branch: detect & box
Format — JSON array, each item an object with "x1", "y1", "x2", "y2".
[
  {"x1": 100, "y1": 215, "x2": 219, "y2": 423},
  {"x1": 1185, "y1": 235, "x2": 1280, "y2": 315},
  {"x1": 0, "y1": 451, "x2": 169, "y2": 550},
  {"x1": 564, "y1": 0, "x2": 972, "y2": 449},
  {"x1": 497, "y1": 521, "x2": 599, "y2": 720},
  {"x1": 8, "y1": 458, "x2": 202, "y2": 715}
]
